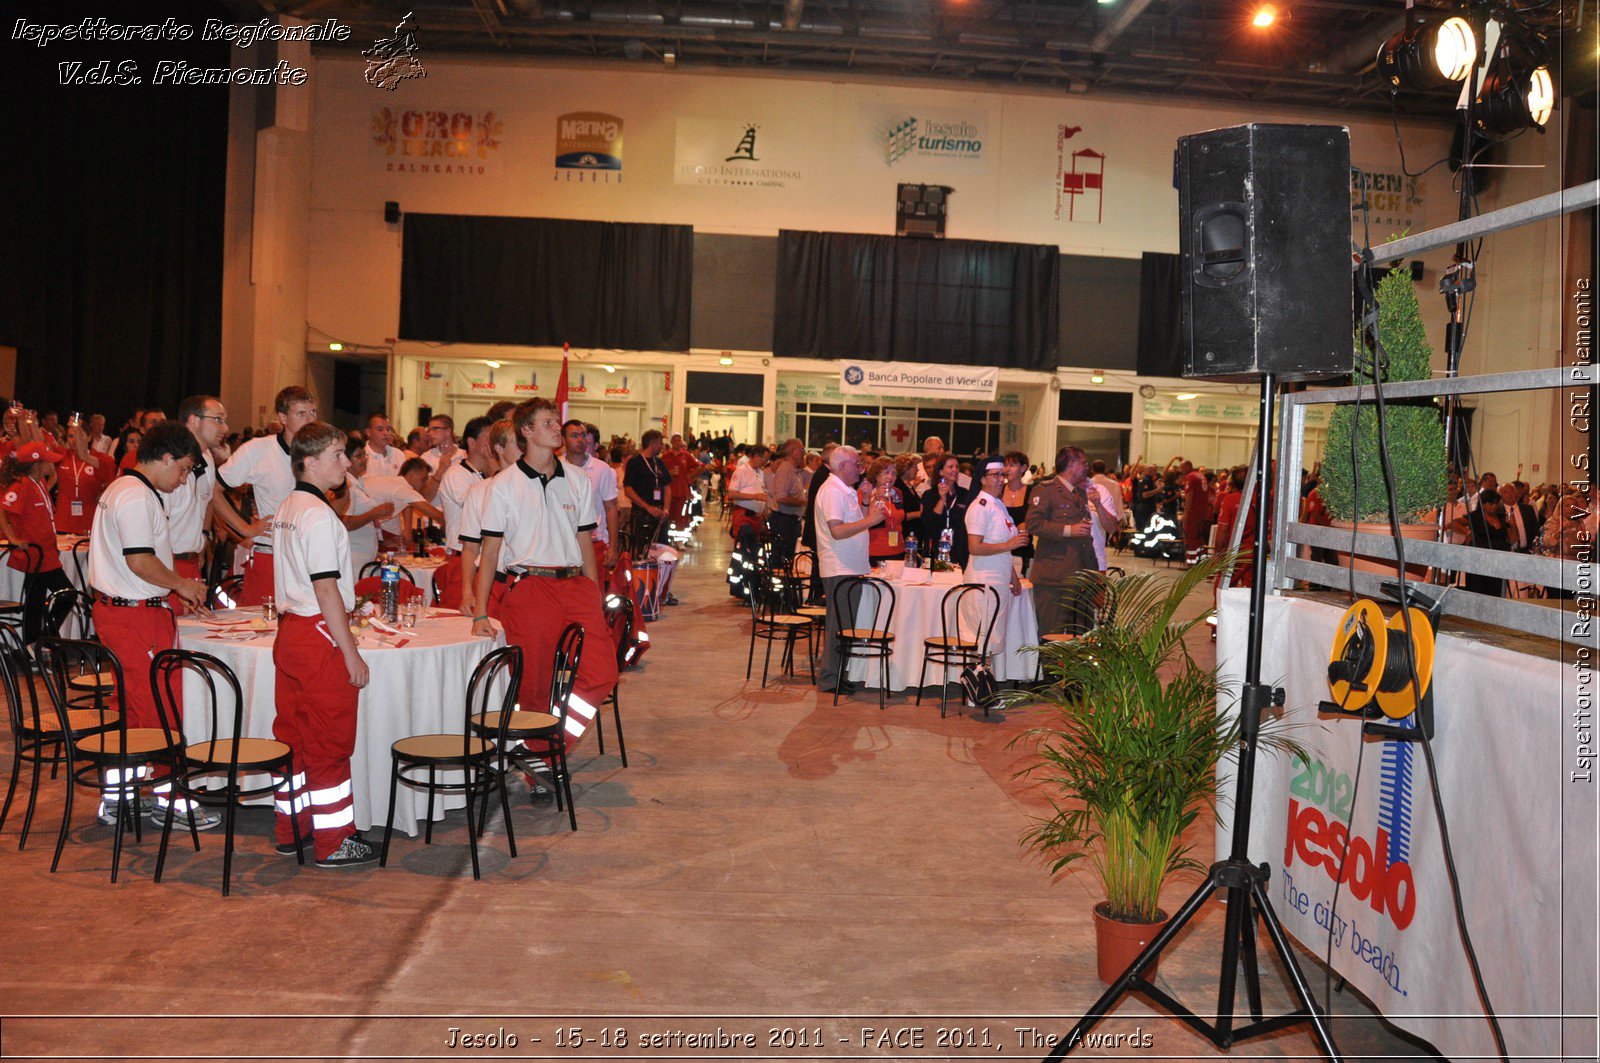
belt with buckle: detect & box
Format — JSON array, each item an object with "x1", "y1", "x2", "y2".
[
  {"x1": 496, "y1": 565, "x2": 583, "y2": 583},
  {"x1": 94, "y1": 593, "x2": 170, "y2": 609},
  {"x1": 252, "y1": 545, "x2": 272, "y2": 555},
  {"x1": 172, "y1": 552, "x2": 200, "y2": 561}
]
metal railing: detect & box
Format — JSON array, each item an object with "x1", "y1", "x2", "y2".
[{"x1": 1265, "y1": 180, "x2": 1598, "y2": 644}]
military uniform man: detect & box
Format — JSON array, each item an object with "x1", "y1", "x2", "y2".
[{"x1": 1025, "y1": 446, "x2": 1100, "y2": 636}]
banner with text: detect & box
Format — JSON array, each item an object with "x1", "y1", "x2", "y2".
[{"x1": 839, "y1": 361, "x2": 998, "y2": 402}]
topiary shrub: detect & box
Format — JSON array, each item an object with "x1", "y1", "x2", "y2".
[{"x1": 1321, "y1": 266, "x2": 1447, "y2": 523}]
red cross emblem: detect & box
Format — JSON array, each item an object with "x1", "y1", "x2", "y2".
[{"x1": 890, "y1": 424, "x2": 910, "y2": 445}]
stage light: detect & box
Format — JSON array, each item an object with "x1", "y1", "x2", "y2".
[
  {"x1": 1090, "y1": 370, "x2": 1105, "y2": 384},
  {"x1": 1475, "y1": 46, "x2": 1555, "y2": 134},
  {"x1": 328, "y1": 342, "x2": 343, "y2": 351},
  {"x1": 1252, "y1": 5, "x2": 1278, "y2": 29},
  {"x1": 1378, "y1": 17, "x2": 1476, "y2": 91},
  {"x1": 601, "y1": 363, "x2": 616, "y2": 373},
  {"x1": 1176, "y1": 392, "x2": 1199, "y2": 401},
  {"x1": 484, "y1": 360, "x2": 501, "y2": 368},
  {"x1": 719, "y1": 356, "x2": 734, "y2": 366}
]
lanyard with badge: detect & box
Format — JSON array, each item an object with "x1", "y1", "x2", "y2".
[
  {"x1": 65, "y1": 458, "x2": 92, "y2": 519},
  {"x1": 647, "y1": 456, "x2": 665, "y2": 502},
  {"x1": 28, "y1": 475, "x2": 55, "y2": 525}
]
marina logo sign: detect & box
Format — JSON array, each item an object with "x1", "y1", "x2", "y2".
[{"x1": 555, "y1": 111, "x2": 623, "y2": 182}]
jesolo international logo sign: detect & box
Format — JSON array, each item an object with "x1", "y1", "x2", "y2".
[
  {"x1": 674, "y1": 118, "x2": 805, "y2": 188},
  {"x1": 869, "y1": 108, "x2": 988, "y2": 172},
  {"x1": 371, "y1": 107, "x2": 502, "y2": 175},
  {"x1": 555, "y1": 111, "x2": 623, "y2": 183},
  {"x1": 1055, "y1": 124, "x2": 1105, "y2": 223}
]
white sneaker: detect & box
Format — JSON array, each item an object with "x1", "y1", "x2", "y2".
[{"x1": 149, "y1": 802, "x2": 223, "y2": 831}]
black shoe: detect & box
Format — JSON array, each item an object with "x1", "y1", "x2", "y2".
[
  {"x1": 663, "y1": 594, "x2": 680, "y2": 606},
  {"x1": 315, "y1": 833, "x2": 380, "y2": 868},
  {"x1": 275, "y1": 835, "x2": 313, "y2": 857},
  {"x1": 524, "y1": 770, "x2": 554, "y2": 803},
  {"x1": 821, "y1": 680, "x2": 859, "y2": 695}
]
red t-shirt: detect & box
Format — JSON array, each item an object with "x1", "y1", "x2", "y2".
[
  {"x1": 55, "y1": 452, "x2": 112, "y2": 535},
  {"x1": 662, "y1": 448, "x2": 702, "y2": 495},
  {"x1": 1183, "y1": 470, "x2": 1213, "y2": 522},
  {"x1": 1, "y1": 476, "x2": 63, "y2": 573}
]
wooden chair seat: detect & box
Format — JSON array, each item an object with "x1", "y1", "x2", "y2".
[
  {"x1": 475, "y1": 709, "x2": 559, "y2": 733},
  {"x1": 767, "y1": 614, "x2": 812, "y2": 626},
  {"x1": 393, "y1": 734, "x2": 494, "y2": 760},
  {"x1": 924, "y1": 635, "x2": 977, "y2": 649},
  {"x1": 0, "y1": 599, "x2": 21, "y2": 611},
  {"x1": 75, "y1": 727, "x2": 172, "y2": 756},
  {"x1": 841, "y1": 628, "x2": 893, "y2": 641},
  {"x1": 68, "y1": 670, "x2": 117, "y2": 691},
  {"x1": 797, "y1": 604, "x2": 826, "y2": 617},
  {"x1": 185, "y1": 738, "x2": 292, "y2": 768},
  {"x1": 1041, "y1": 633, "x2": 1079, "y2": 644},
  {"x1": 30, "y1": 708, "x2": 117, "y2": 734}
]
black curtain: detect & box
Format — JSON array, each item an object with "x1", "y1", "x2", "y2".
[
  {"x1": 773, "y1": 230, "x2": 1059, "y2": 370},
  {"x1": 1136, "y1": 251, "x2": 1184, "y2": 378},
  {"x1": 400, "y1": 214, "x2": 693, "y2": 351},
  {"x1": 0, "y1": 0, "x2": 229, "y2": 420}
]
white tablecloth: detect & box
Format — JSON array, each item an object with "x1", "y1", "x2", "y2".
[
  {"x1": 1216, "y1": 588, "x2": 1597, "y2": 1063},
  {"x1": 396, "y1": 555, "x2": 447, "y2": 603},
  {"x1": 0, "y1": 535, "x2": 90, "y2": 636},
  {"x1": 177, "y1": 608, "x2": 504, "y2": 836},
  {"x1": 847, "y1": 577, "x2": 1038, "y2": 691}
]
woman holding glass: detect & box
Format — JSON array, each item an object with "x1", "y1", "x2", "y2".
[
  {"x1": 920, "y1": 454, "x2": 971, "y2": 568},
  {"x1": 859, "y1": 456, "x2": 906, "y2": 567}
]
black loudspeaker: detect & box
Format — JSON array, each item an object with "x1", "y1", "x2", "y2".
[
  {"x1": 1176, "y1": 124, "x2": 1352, "y2": 381},
  {"x1": 896, "y1": 183, "x2": 951, "y2": 238},
  {"x1": 384, "y1": 201, "x2": 401, "y2": 224}
]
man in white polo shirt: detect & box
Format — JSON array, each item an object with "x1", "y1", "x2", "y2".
[
  {"x1": 365, "y1": 457, "x2": 444, "y2": 553},
  {"x1": 433, "y1": 416, "x2": 493, "y2": 608},
  {"x1": 270, "y1": 420, "x2": 377, "y2": 868},
  {"x1": 964, "y1": 455, "x2": 1029, "y2": 658},
  {"x1": 471, "y1": 399, "x2": 616, "y2": 752},
  {"x1": 217, "y1": 386, "x2": 317, "y2": 606},
  {"x1": 170, "y1": 395, "x2": 268, "y2": 611},
  {"x1": 87, "y1": 421, "x2": 215, "y2": 829},
  {"x1": 813, "y1": 445, "x2": 884, "y2": 696},
  {"x1": 362, "y1": 413, "x2": 406, "y2": 478},
  {"x1": 563, "y1": 419, "x2": 620, "y2": 572}
]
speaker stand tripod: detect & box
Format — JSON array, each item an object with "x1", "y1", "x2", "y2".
[{"x1": 1043, "y1": 375, "x2": 1343, "y2": 1061}]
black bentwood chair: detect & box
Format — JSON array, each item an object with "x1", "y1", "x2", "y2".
[
  {"x1": 827, "y1": 575, "x2": 897, "y2": 710},
  {"x1": 917, "y1": 583, "x2": 1001, "y2": 719},
  {"x1": 150, "y1": 649, "x2": 304, "y2": 896},
  {"x1": 470, "y1": 625, "x2": 585, "y2": 831},
  {"x1": 595, "y1": 594, "x2": 632, "y2": 767},
  {"x1": 381, "y1": 645, "x2": 523, "y2": 879},
  {"x1": 745, "y1": 553, "x2": 817, "y2": 688}
]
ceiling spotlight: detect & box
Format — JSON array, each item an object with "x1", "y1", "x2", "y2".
[
  {"x1": 719, "y1": 356, "x2": 734, "y2": 366},
  {"x1": 328, "y1": 342, "x2": 343, "y2": 351},
  {"x1": 1089, "y1": 370, "x2": 1105, "y2": 384},
  {"x1": 484, "y1": 360, "x2": 501, "y2": 368},
  {"x1": 1176, "y1": 393, "x2": 1199, "y2": 401},
  {"x1": 601, "y1": 363, "x2": 616, "y2": 373},
  {"x1": 1251, "y1": 4, "x2": 1278, "y2": 29},
  {"x1": 1378, "y1": 17, "x2": 1476, "y2": 92}
]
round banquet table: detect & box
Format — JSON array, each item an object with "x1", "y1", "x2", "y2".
[
  {"x1": 845, "y1": 576, "x2": 1040, "y2": 691},
  {"x1": 176, "y1": 607, "x2": 504, "y2": 836}
]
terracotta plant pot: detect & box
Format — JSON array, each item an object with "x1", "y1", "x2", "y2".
[
  {"x1": 1092, "y1": 902, "x2": 1169, "y2": 986},
  {"x1": 1326, "y1": 518, "x2": 1438, "y2": 580}
]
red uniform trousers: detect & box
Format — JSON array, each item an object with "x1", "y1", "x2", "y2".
[
  {"x1": 433, "y1": 553, "x2": 464, "y2": 609},
  {"x1": 239, "y1": 551, "x2": 274, "y2": 607},
  {"x1": 169, "y1": 556, "x2": 202, "y2": 615},
  {"x1": 271, "y1": 614, "x2": 359, "y2": 860},
  {"x1": 480, "y1": 576, "x2": 508, "y2": 620},
  {"x1": 497, "y1": 574, "x2": 617, "y2": 752},
  {"x1": 92, "y1": 600, "x2": 180, "y2": 803}
]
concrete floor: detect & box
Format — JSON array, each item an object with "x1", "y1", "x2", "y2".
[{"x1": 0, "y1": 525, "x2": 1438, "y2": 1061}]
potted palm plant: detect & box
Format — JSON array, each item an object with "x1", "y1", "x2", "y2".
[
  {"x1": 1005, "y1": 553, "x2": 1285, "y2": 984},
  {"x1": 1319, "y1": 264, "x2": 1448, "y2": 572}
]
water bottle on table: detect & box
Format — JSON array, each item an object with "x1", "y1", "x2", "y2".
[{"x1": 381, "y1": 562, "x2": 400, "y2": 623}]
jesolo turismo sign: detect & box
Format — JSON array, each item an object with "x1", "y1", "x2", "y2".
[{"x1": 839, "y1": 361, "x2": 998, "y2": 402}]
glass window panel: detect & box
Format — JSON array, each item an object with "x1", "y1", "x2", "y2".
[
  {"x1": 950, "y1": 421, "x2": 988, "y2": 456},
  {"x1": 806, "y1": 415, "x2": 843, "y2": 449}
]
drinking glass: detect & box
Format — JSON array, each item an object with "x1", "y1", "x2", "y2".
[
  {"x1": 262, "y1": 595, "x2": 277, "y2": 622},
  {"x1": 400, "y1": 600, "x2": 419, "y2": 629}
]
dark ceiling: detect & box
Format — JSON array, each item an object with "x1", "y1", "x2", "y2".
[{"x1": 255, "y1": 0, "x2": 1588, "y2": 115}]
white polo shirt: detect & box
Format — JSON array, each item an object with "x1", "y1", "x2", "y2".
[
  {"x1": 479, "y1": 459, "x2": 597, "y2": 570},
  {"x1": 421, "y1": 445, "x2": 462, "y2": 471},
  {"x1": 88, "y1": 472, "x2": 174, "y2": 600},
  {"x1": 437, "y1": 460, "x2": 488, "y2": 551},
  {"x1": 730, "y1": 462, "x2": 767, "y2": 514},
  {"x1": 567, "y1": 454, "x2": 618, "y2": 545},
  {"x1": 1088, "y1": 480, "x2": 1117, "y2": 571},
  {"x1": 166, "y1": 458, "x2": 217, "y2": 555},
  {"x1": 217, "y1": 433, "x2": 294, "y2": 551},
  {"x1": 360, "y1": 474, "x2": 427, "y2": 537},
  {"x1": 343, "y1": 474, "x2": 382, "y2": 570},
  {"x1": 364, "y1": 443, "x2": 405, "y2": 479},
  {"x1": 273, "y1": 483, "x2": 354, "y2": 618},
  {"x1": 964, "y1": 493, "x2": 1020, "y2": 585},
  {"x1": 814, "y1": 474, "x2": 869, "y2": 579}
]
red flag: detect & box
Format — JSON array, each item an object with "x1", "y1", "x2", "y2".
[{"x1": 555, "y1": 344, "x2": 570, "y2": 423}]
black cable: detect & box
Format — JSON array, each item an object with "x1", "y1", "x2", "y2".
[{"x1": 1361, "y1": 255, "x2": 1511, "y2": 1063}]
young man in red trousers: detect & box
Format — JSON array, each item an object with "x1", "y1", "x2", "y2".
[
  {"x1": 217, "y1": 386, "x2": 318, "y2": 606},
  {"x1": 85, "y1": 421, "x2": 217, "y2": 829},
  {"x1": 270, "y1": 420, "x2": 378, "y2": 868},
  {"x1": 471, "y1": 399, "x2": 617, "y2": 763}
]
